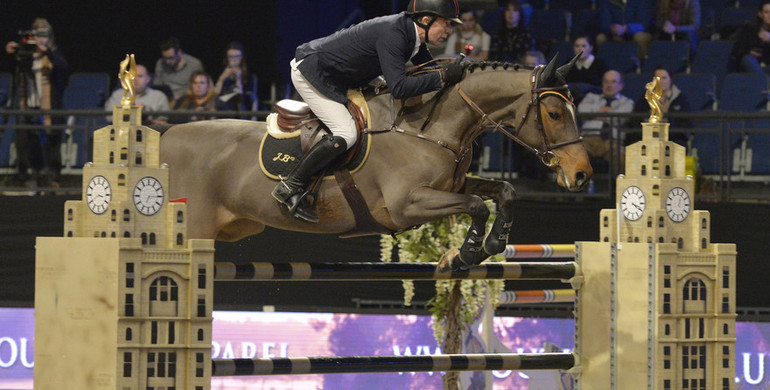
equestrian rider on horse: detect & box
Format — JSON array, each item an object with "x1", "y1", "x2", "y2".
[{"x1": 272, "y1": 0, "x2": 466, "y2": 223}]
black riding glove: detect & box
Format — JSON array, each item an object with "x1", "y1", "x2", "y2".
[{"x1": 441, "y1": 62, "x2": 464, "y2": 87}]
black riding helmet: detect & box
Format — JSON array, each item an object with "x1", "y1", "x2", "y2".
[{"x1": 406, "y1": 0, "x2": 462, "y2": 45}]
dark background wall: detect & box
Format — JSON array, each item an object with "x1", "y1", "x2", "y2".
[{"x1": 0, "y1": 0, "x2": 400, "y2": 102}]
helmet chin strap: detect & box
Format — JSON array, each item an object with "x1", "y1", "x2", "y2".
[{"x1": 414, "y1": 15, "x2": 438, "y2": 46}]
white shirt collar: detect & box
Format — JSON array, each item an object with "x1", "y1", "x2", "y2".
[
  {"x1": 411, "y1": 22, "x2": 422, "y2": 59},
  {"x1": 576, "y1": 54, "x2": 595, "y2": 70}
]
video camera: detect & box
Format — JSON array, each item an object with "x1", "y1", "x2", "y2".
[{"x1": 14, "y1": 29, "x2": 45, "y2": 64}]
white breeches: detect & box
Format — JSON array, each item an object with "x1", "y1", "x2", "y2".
[{"x1": 290, "y1": 58, "x2": 357, "y2": 149}]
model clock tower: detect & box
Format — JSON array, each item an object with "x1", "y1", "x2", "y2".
[
  {"x1": 35, "y1": 56, "x2": 214, "y2": 390},
  {"x1": 575, "y1": 78, "x2": 737, "y2": 390}
]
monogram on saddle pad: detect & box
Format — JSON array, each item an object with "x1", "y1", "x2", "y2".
[{"x1": 260, "y1": 91, "x2": 381, "y2": 235}]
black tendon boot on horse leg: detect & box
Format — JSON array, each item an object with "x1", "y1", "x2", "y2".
[{"x1": 272, "y1": 135, "x2": 348, "y2": 223}]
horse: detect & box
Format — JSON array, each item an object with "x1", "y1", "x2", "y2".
[{"x1": 159, "y1": 54, "x2": 592, "y2": 271}]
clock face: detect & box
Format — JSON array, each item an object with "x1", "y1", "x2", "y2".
[
  {"x1": 86, "y1": 175, "x2": 111, "y2": 214},
  {"x1": 666, "y1": 186, "x2": 691, "y2": 222},
  {"x1": 133, "y1": 176, "x2": 164, "y2": 216},
  {"x1": 620, "y1": 185, "x2": 646, "y2": 221}
]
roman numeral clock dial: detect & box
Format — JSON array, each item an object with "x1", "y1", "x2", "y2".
[
  {"x1": 621, "y1": 185, "x2": 646, "y2": 221},
  {"x1": 86, "y1": 175, "x2": 111, "y2": 214},
  {"x1": 666, "y1": 186, "x2": 691, "y2": 222},
  {"x1": 133, "y1": 176, "x2": 164, "y2": 216}
]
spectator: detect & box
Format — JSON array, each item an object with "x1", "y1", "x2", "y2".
[
  {"x1": 597, "y1": 0, "x2": 655, "y2": 58},
  {"x1": 172, "y1": 71, "x2": 216, "y2": 122},
  {"x1": 655, "y1": 0, "x2": 701, "y2": 55},
  {"x1": 566, "y1": 35, "x2": 609, "y2": 103},
  {"x1": 577, "y1": 70, "x2": 634, "y2": 166},
  {"x1": 444, "y1": 8, "x2": 491, "y2": 61},
  {"x1": 4, "y1": 17, "x2": 68, "y2": 187},
  {"x1": 632, "y1": 66, "x2": 691, "y2": 144},
  {"x1": 153, "y1": 37, "x2": 204, "y2": 101},
  {"x1": 489, "y1": 0, "x2": 534, "y2": 63},
  {"x1": 104, "y1": 64, "x2": 170, "y2": 124},
  {"x1": 731, "y1": 0, "x2": 770, "y2": 74},
  {"x1": 214, "y1": 41, "x2": 256, "y2": 112},
  {"x1": 521, "y1": 50, "x2": 545, "y2": 67}
]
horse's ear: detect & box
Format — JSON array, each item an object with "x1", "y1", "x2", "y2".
[
  {"x1": 556, "y1": 51, "x2": 583, "y2": 84},
  {"x1": 538, "y1": 54, "x2": 559, "y2": 88}
]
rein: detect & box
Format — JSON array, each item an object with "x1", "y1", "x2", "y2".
[
  {"x1": 455, "y1": 65, "x2": 583, "y2": 167},
  {"x1": 379, "y1": 63, "x2": 583, "y2": 168}
]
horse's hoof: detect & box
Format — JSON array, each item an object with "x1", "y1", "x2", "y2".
[{"x1": 437, "y1": 248, "x2": 460, "y2": 273}]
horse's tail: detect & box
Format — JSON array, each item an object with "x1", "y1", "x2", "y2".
[{"x1": 148, "y1": 123, "x2": 175, "y2": 135}]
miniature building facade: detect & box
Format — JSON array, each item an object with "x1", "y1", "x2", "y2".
[
  {"x1": 35, "y1": 104, "x2": 214, "y2": 389},
  {"x1": 575, "y1": 121, "x2": 737, "y2": 390}
]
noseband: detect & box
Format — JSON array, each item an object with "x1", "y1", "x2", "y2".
[{"x1": 455, "y1": 65, "x2": 583, "y2": 167}]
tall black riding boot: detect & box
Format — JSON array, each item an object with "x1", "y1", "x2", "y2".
[{"x1": 271, "y1": 135, "x2": 348, "y2": 222}]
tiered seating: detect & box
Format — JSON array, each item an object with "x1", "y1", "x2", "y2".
[
  {"x1": 598, "y1": 41, "x2": 640, "y2": 74},
  {"x1": 642, "y1": 41, "x2": 690, "y2": 74},
  {"x1": 60, "y1": 72, "x2": 111, "y2": 173}
]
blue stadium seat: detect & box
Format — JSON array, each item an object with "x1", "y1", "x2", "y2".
[
  {"x1": 479, "y1": 132, "x2": 508, "y2": 173},
  {"x1": 691, "y1": 119, "x2": 725, "y2": 175},
  {"x1": 718, "y1": 73, "x2": 770, "y2": 111},
  {"x1": 622, "y1": 72, "x2": 652, "y2": 105},
  {"x1": 528, "y1": 9, "x2": 570, "y2": 46},
  {"x1": 743, "y1": 119, "x2": 770, "y2": 174},
  {"x1": 719, "y1": 7, "x2": 755, "y2": 38},
  {"x1": 598, "y1": 41, "x2": 640, "y2": 74},
  {"x1": 673, "y1": 72, "x2": 717, "y2": 111},
  {"x1": 0, "y1": 72, "x2": 11, "y2": 109},
  {"x1": 642, "y1": 41, "x2": 690, "y2": 74},
  {"x1": 691, "y1": 40, "x2": 734, "y2": 90},
  {"x1": 61, "y1": 72, "x2": 111, "y2": 171}
]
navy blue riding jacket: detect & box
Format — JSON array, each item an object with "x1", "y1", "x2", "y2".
[{"x1": 295, "y1": 12, "x2": 443, "y2": 104}]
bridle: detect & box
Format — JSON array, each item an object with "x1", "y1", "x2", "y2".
[
  {"x1": 383, "y1": 62, "x2": 583, "y2": 169},
  {"x1": 454, "y1": 64, "x2": 583, "y2": 168}
]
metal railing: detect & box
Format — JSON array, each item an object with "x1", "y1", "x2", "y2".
[{"x1": 1, "y1": 109, "x2": 769, "y2": 202}]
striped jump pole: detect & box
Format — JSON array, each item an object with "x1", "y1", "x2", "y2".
[
  {"x1": 213, "y1": 261, "x2": 578, "y2": 281},
  {"x1": 498, "y1": 289, "x2": 576, "y2": 304},
  {"x1": 503, "y1": 244, "x2": 575, "y2": 259},
  {"x1": 211, "y1": 352, "x2": 576, "y2": 376}
]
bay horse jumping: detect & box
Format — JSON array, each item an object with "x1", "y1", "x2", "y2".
[{"x1": 159, "y1": 54, "x2": 592, "y2": 271}]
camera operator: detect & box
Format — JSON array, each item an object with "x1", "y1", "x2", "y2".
[{"x1": 4, "y1": 18, "x2": 68, "y2": 187}]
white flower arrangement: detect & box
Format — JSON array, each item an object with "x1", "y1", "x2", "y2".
[{"x1": 380, "y1": 200, "x2": 506, "y2": 346}]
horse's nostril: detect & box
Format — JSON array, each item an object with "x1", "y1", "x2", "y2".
[{"x1": 575, "y1": 170, "x2": 588, "y2": 186}]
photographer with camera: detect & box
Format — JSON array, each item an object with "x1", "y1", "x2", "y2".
[{"x1": 5, "y1": 17, "x2": 68, "y2": 187}]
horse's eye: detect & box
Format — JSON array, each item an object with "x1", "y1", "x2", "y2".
[{"x1": 548, "y1": 112, "x2": 561, "y2": 121}]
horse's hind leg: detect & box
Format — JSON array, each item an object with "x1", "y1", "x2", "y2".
[{"x1": 463, "y1": 177, "x2": 516, "y2": 256}]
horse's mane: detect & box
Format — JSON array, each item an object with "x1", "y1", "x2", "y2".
[{"x1": 465, "y1": 61, "x2": 530, "y2": 73}]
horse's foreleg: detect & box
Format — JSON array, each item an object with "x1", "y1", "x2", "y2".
[
  {"x1": 402, "y1": 187, "x2": 489, "y2": 271},
  {"x1": 463, "y1": 177, "x2": 516, "y2": 256}
]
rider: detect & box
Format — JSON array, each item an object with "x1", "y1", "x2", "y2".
[{"x1": 272, "y1": 0, "x2": 466, "y2": 223}]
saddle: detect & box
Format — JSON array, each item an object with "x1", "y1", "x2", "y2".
[
  {"x1": 272, "y1": 93, "x2": 368, "y2": 160},
  {"x1": 263, "y1": 91, "x2": 388, "y2": 237}
]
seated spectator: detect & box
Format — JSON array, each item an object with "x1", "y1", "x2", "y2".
[
  {"x1": 489, "y1": 0, "x2": 534, "y2": 63},
  {"x1": 444, "y1": 8, "x2": 491, "y2": 61},
  {"x1": 597, "y1": 0, "x2": 655, "y2": 58},
  {"x1": 655, "y1": 0, "x2": 701, "y2": 55},
  {"x1": 566, "y1": 35, "x2": 609, "y2": 103},
  {"x1": 632, "y1": 65, "x2": 691, "y2": 144},
  {"x1": 104, "y1": 64, "x2": 170, "y2": 125},
  {"x1": 521, "y1": 50, "x2": 545, "y2": 67},
  {"x1": 577, "y1": 70, "x2": 634, "y2": 167},
  {"x1": 172, "y1": 71, "x2": 216, "y2": 122},
  {"x1": 731, "y1": 0, "x2": 770, "y2": 74},
  {"x1": 153, "y1": 37, "x2": 204, "y2": 101},
  {"x1": 214, "y1": 41, "x2": 256, "y2": 112}
]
